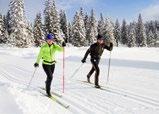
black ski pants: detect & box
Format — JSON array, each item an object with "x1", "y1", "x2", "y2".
[
  {"x1": 42, "y1": 64, "x2": 55, "y2": 95},
  {"x1": 87, "y1": 58, "x2": 100, "y2": 85}
]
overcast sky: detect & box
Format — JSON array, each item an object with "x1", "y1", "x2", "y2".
[{"x1": 0, "y1": 0, "x2": 159, "y2": 23}]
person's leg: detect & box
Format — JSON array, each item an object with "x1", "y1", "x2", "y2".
[
  {"x1": 87, "y1": 65, "x2": 95, "y2": 78},
  {"x1": 51, "y1": 64, "x2": 55, "y2": 75},
  {"x1": 91, "y1": 59, "x2": 100, "y2": 86},
  {"x1": 94, "y1": 65, "x2": 100, "y2": 86},
  {"x1": 42, "y1": 64, "x2": 54, "y2": 96},
  {"x1": 49, "y1": 64, "x2": 55, "y2": 92},
  {"x1": 86, "y1": 59, "x2": 96, "y2": 83}
]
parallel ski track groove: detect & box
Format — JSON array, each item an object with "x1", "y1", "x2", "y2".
[{"x1": 79, "y1": 80, "x2": 159, "y2": 107}]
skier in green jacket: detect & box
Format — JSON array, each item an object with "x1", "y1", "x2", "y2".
[{"x1": 34, "y1": 33, "x2": 66, "y2": 97}]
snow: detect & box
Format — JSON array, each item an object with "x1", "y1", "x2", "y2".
[
  {"x1": 0, "y1": 82, "x2": 22, "y2": 114},
  {"x1": 0, "y1": 46, "x2": 159, "y2": 114}
]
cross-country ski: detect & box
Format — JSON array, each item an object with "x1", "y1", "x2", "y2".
[
  {"x1": 40, "y1": 91, "x2": 69, "y2": 109},
  {"x1": 39, "y1": 87, "x2": 62, "y2": 98}
]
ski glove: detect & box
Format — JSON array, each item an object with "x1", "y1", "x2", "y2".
[
  {"x1": 34, "y1": 63, "x2": 39, "y2": 67},
  {"x1": 62, "y1": 42, "x2": 66, "y2": 47},
  {"x1": 81, "y1": 59, "x2": 86, "y2": 63},
  {"x1": 109, "y1": 42, "x2": 113, "y2": 51}
]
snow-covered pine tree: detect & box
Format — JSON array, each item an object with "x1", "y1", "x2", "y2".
[
  {"x1": 68, "y1": 22, "x2": 73, "y2": 44},
  {"x1": 59, "y1": 10, "x2": 68, "y2": 42},
  {"x1": 103, "y1": 18, "x2": 116, "y2": 45},
  {"x1": 0, "y1": 14, "x2": 8, "y2": 44},
  {"x1": 136, "y1": 14, "x2": 147, "y2": 47},
  {"x1": 8, "y1": 0, "x2": 33, "y2": 47},
  {"x1": 5, "y1": 11, "x2": 11, "y2": 35},
  {"x1": 114, "y1": 19, "x2": 120, "y2": 46},
  {"x1": 44, "y1": 0, "x2": 52, "y2": 34},
  {"x1": 121, "y1": 19, "x2": 128, "y2": 45},
  {"x1": 147, "y1": 30, "x2": 155, "y2": 47},
  {"x1": 50, "y1": 0, "x2": 62, "y2": 38},
  {"x1": 79, "y1": 7, "x2": 85, "y2": 20},
  {"x1": 3, "y1": 15, "x2": 7, "y2": 32},
  {"x1": 0, "y1": 14, "x2": 4, "y2": 43},
  {"x1": 154, "y1": 29, "x2": 159, "y2": 47},
  {"x1": 72, "y1": 11, "x2": 86, "y2": 47},
  {"x1": 33, "y1": 13, "x2": 44, "y2": 47},
  {"x1": 26, "y1": 22, "x2": 34, "y2": 47},
  {"x1": 3, "y1": 15, "x2": 9, "y2": 44},
  {"x1": 155, "y1": 20, "x2": 159, "y2": 31},
  {"x1": 127, "y1": 23, "x2": 136, "y2": 47},
  {"x1": 149, "y1": 21, "x2": 156, "y2": 33},
  {"x1": 154, "y1": 24, "x2": 159, "y2": 42},
  {"x1": 98, "y1": 13, "x2": 105, "y2": 36},
  {"x1": 88, "y1": 25, "x2": 97, "y2": 45},
  {"x1": 44, "y1": 0, "x2": 64, "y2": 43},
  {"x1": 87, "y1": 9, "x2": 98, "y2": 44},
  {"x1": 84, "y1": 13, "x2": 89, "y2": 28},
  {"x1": 84, "y1": 13, "x2": 90, "y2": 45},
  {"x1": 155, "y1": 21, "x2": 159, "y2": 47},
  {"x1": 145, "y1": 20, "x2": 159, "y2": 47}
]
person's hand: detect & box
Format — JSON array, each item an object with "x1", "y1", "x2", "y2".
[
  {"x1": 109, "y1": 42, "x2": 113, "y2": 51},
  {"x1": 64, "y1": 38, "x2": 68, "y2": 43},
  {"x1": 34, "y1": 63, "x2": 39, "y2": 67},
  {"x1": 81, "y1": 59, "x2": 86, "y2": 63},
  {"x1": 62, "y1": 42, "x2": 66, "y2": 47}
]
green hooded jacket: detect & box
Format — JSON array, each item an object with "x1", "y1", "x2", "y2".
[{"x1": 36, "y1": 43, "x2": 63, "y2": 65}]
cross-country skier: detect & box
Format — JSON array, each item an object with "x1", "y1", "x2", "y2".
[
  {"x1": 81, "y1": 34, "x2": 113, "y2": 88},
  {"x1": 34, "y1": 33, "x2": 66, "y2": 97}
]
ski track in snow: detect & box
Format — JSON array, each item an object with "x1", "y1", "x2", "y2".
[{"x1": 0, "y1": 47, "x2": 159, "y2": 114}]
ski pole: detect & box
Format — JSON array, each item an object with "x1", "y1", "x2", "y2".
[
  {"x1": 70, "y1": 63, "x2": 84, "y2": 79},
  {"x1": 106, "y1": 51, "x2": 112, "y2": 85},
  {"x1": 62, "y1": 47, "x2": 65, "y2": 93},
  {"x1": 27, "y1": 68, "x2": 37, "y2": 89}
]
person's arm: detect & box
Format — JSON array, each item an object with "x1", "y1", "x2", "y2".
[
  {"x1": 81, "y1": 48, "x2": 90, "y2": 63},
  {"x1": 104, "y1": 42, "x2": 113, "y2": 51},
  {"x1": 54, "y1": 35, "x2": 66, "y2": 47},
  {"x1": 36, "y1": 47, "x2": 43, "y2": 64},
  {"x1": 34, "y1": 46, "x2": 43, "y2": 67},
  {"x1": 54, "y1": 44, "x2": 64, "y2": 52}
]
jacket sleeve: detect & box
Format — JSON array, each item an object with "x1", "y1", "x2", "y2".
[
  {"x1": 36, "y1": 47, "x2": 43, "y2": 64},
  {"x1": 104, "y1": 42, "x2": 113, "y2": 51},
  {"x1": 82, "y1": 48, "x2": 90, "y2": 61},
  {"x1": 54, "y1": 44, "x2": 63, "y2": 52}
]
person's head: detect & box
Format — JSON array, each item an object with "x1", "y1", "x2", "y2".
[
  {"x1": 96, "y1": 34, "x2": 105, "y2": 44},
  {"x1": 46, "y1": 33, "x2": 55, "y2": 45}
]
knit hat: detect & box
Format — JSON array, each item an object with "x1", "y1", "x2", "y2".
[
  {"x1": 46, "y1": 33, "x2": 54, "y2": 40},
  {"x1": 97, "y1": 34, "x2": 104, "y2": 40}
]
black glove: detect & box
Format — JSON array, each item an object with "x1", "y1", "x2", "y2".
[
  {"x1": 81, "y1": 59, "x2": 86, "y2": 63},
  {"x1": 65, "y1": 38, "x2": 68, "y2": 43},
  {"x1": 62, "y1": 42, "x2": 66, "y2": 47},
  {"x1": 34, "y1": 63, "x2": 39, "y2": 67},
  {"x1": 109, "y1": 42, "x2": 113, "y2": 51}
]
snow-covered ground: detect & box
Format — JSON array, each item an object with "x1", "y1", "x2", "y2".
[{"x1": 0, "y1": 47, "x2": 159, "y2": 114}]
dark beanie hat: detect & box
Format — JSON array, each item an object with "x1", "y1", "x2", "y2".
[{"x1": 97, "y1": 34, "x2": 104, "y2": 40}]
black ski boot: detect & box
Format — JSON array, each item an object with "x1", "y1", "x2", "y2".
[
  {"x1": 46, "y1": 83, "x2": 52, "y2": 97},
  {"x1": 87, "y1": 75, "x2": 91, "y2": 83},
  {"x1": 47, "y1": 92, "x2": 52, "y2": 98},
  {"x1": 95, "y1": 85, "x2": 101, "y2": 88},
  {"x1": 87, "y1": 77, "x2": 90, "y2": 83}
]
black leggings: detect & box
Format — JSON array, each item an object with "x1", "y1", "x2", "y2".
[
  {"x1": 87, "y1": 59, "x2": 100, "y2": 85},
  {"x1": 42, "y1": 64, "x2": 55, "y2": 95}
]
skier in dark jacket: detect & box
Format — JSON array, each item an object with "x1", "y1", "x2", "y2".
[
  {"x1": 81, "y1": 34, "x2": 113, "y2": 88},
  {"x1": 34, "y1": 33, "x2": 66, "y2": 97}
]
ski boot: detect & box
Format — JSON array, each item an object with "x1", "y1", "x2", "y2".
[{"x1": 95, "y1": 85, "x2": 101, "y2": 88}]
